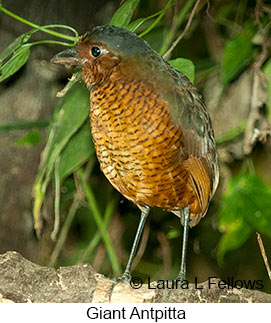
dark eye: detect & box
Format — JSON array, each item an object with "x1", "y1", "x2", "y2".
[{"x1": 91, "y1": 46, "x2": 101, "y2": 58}]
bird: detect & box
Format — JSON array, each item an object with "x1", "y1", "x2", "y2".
[{"x1": 52, "y1": 25, "x2": 219, "y2": 283}]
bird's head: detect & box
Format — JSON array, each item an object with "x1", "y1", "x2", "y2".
[{"x1": 52, "y1": 25, "x2": 153, "y2": 87}]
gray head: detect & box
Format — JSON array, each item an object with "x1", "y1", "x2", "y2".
[
  {"x1": 81, "y1": 25, "x2": 153, "y2": 57},
  {"x1": 52, "y1": 25, "x2": 164, "y2": 87}
]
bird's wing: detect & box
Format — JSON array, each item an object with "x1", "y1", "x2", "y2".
[
  {"x1": 158, "y1": 67, "x2": 219, "y2": 218},
  {"x1": 129, "y1": 55, "x2": 219, "y2": 215}
]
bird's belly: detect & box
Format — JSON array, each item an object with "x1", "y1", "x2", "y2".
[
  {"x1": 90, "y1": 89, "x2": 196, "y2": 211},
  {"x1": 93, "y1": 135, "x2": 192, "y2": 210}
]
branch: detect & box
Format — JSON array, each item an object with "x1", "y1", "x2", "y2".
[
  {"x1": 0, "y1": 252, "x2": 270, "y2": 303},
  {"x1": 256, "y1": 233, "x2": 271, "y2": 284},
  {"x1": 163, "y1": 0, "x2": 202, "y2": 60}
]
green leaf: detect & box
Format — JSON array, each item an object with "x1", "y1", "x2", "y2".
[
  {"x1": 217, "y1": 173, "x2": 271, "y2": 262},
  {"x1": 221, "y1": 23, "x2": 256, "y2": 84},
  {"x1": 13, "y1": 130, "x2": 41, "y2": 146},
  {"x1": 241, "y1": 178, "x2": 271, "y2": 237},
  {"x1": 46, "y1": 83, "x2": 89, "y2": 157},
  {"x1": 126, "y1": 17, "x2": 146, "y2": 32},
  {"x1": 0, "y1": 44, "x2": 31, "y2": 83},
  {"x1": 217, "y1": 218, "x2": 252, "y2": 265},
  {"x1": 168, "y1": 58, "x2": 195, "y2": 83},
  {"x1": 167, "y1": 228, "x2": 181, "y2": 239},
  {"x1": 0, "y1": 30, "x2": 34, "y2": 64},
  {"x1": 32, "y1": 81, "x2": 90, "y2": 235},
  {"x1": 110, "y1": 0, "x2": 140, "y2": 28},
  {"x1": 58, "y1": 120, "x2": 94, "y2": 181}
]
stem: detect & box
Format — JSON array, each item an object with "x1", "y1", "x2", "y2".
[
  {"x1": 0, "y1": 120, "x2": 49, "y2": 132},
  {"x1": 176, "y1": 0, "x2": 196, "y2": 28},
  {"x1": 77, "y1": 168, "x2": 121, "y2": 275},
  {"x1": 160, "y1": 0, "x2": 196, "y2": 55},
  {"x1": 51, "y1": 156, "x2": 61, "y2": 241},
  {"x1": 139, "y1": 0, "x2": 174, "y2": 38},
  {"x1": 77, "y1": 196, "x2": 116, "y2": 264},
  {"x1": 0, "y1": 5, "x2": 78, "y2": 43},
  {"x1": 256, "y1": 232, "x2": 271, "y2": 284},
  {"x1": 29, "y1": 40, "x2": 76, "y2": 47},
  {"x1": 48, "y1": 192, "x2": 81, "y2": 267},
  {"x1": 163, "y1": 0, "x2": 201, "y2": 60},
  {"x1": 48, "y1": 160, "x2": 94, "y2": 267}
]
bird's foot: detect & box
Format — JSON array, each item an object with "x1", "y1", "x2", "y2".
[{"x1": 114, "y1": 271, "x2": 132, "y2": 284}]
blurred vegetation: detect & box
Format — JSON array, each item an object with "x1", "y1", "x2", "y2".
[{"x1": 0, "y1": 0, "x2": 271, "y2": 293}]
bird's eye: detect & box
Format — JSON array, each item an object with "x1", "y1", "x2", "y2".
[{"x1": 91, "y1": 46, "x2": 101, "y2": 58}]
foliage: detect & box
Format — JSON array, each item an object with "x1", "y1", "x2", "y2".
[
  {"x1": 110, "y1": 0, "x2": 141, "y2": 28},
  {"x1": 13, "y1": 130, "x2": 41, "y2": 146},
  {"x1": 221, "y1": 22, "x2": 256, "y2": 84},
  {"x1": 0, "y1": 3, "x2": 78, "y2": 82},
  {"x1": 168, "y1": 58, "x2": 195, "y2": 83},
  {"x1": 217, "y1": 173, "x2": 271, "y2": 264},
  {"x1": 0, "y1": 42, "x2": 31, "y2": 83},
  {"x1": 32, "y1": 82, "x2": 91, "y2": 234}
]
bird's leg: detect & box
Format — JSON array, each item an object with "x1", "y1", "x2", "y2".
[
  {"x1": 118, "y1": 206, "x2": 150, "y2": 282},
  {"x1": 177, "y1": 205, "x2": 190, "y2": 281},
  {"x1": 108, "y1": 206, "x2": 150, "y2": 301},
  {"x1": 165, "y1": 205, "x2": 190, "y2": 302}
]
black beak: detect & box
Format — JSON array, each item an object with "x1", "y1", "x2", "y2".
[{"x1": 51, "y1": 47, "x2": 82, "y2": 66}]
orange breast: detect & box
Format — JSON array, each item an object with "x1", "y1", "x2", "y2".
[{"x1": 90, "y1": 77, "x2": 206, "y2": 218}]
